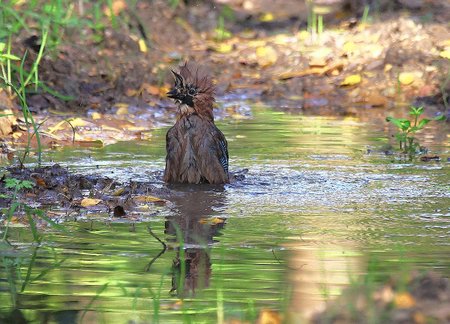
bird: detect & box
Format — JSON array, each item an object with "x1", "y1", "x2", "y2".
[{"x1": 164, "y1": 62, "x2": 229, "y2": 184}]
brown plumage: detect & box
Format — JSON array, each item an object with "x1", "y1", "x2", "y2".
[{"x1": 164, "y1": 62, "x2": 229, "y2": 184}]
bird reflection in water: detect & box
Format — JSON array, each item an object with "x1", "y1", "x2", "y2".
[{"x1": 163, "y1": 184, "x2": 226, "y2": 297}]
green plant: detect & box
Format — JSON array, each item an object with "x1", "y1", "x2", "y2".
[
  {"x1": 214, "y1": 5, "x2": 234, "y2": 41},
  {"x1": 0, "y1": 38, "x2": 20, "y2": 95},
  {"x1": 361, "y1": 5, "x2": 370, "y2": 24},
  {"x1": 386, "y1": 105, "x2": 445, "y2": 159}
]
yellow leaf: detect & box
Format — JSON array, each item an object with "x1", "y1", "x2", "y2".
[
  {"x1": 398, "y1": 72, "x2": 415, "y2": 85},
  {"x1": 199, "y1": 217, "x2": 225, "y2": 225},
  {"x1": 81, "y1": 198, "x2": 102, "y2": 207},
  {"x1": 343, "y1": 41, "x2": 357, "y2": 53},
  {"x1": 256, "y1": 46, "x2": 278, "y2": 67},
  {"x1": 138, "y1": 38, "x2": 147, "y2": 53},
  {"x1": 259, "y1": 12, "x2": 274, "y2": 22},
  {"x1": 340, "y1": 74, "x2": 361, "y2": 86},
  {"x1": 214, "y1": 43, "x2": 233, "y2": 53},
  {"x1": 394, "y1": 292, "x2": 416, "y2": 308},
  {"x1": 384, "y1": 64, "x2": 393, "y2": 72},
  {"x1": 47, "y1": 118, "x2": 90, "y2": 134},
  {"x1": 91, "y1": 112, "x2": 102, "y2": 120},
  {"x1": 134, "y1": 195, "x2": 166, "y2": 204},
  {"x1": 439, "y1": 50, "x2": 450, "y2": 59},
  {"x1": 112, "y1": 188, "x2": 125, "y2": 196}
]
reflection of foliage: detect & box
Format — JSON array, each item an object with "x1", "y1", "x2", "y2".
[{"x1": 386, "y1": 106, "x2": 445, "y2": 159}]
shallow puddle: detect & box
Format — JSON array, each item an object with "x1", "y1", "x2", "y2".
[{"x1": 1, "y1": 105, "x2": 449, "y2": 323}]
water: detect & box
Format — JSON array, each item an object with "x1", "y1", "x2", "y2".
[{"x1": 1, "y1": 105, "x2": 449, "y2": 323}]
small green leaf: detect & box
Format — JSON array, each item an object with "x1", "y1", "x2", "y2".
[
  {"x1": 19, "y1": 180, "x2": 34, "y2": 190},
  {"x1": 433, "y1": 114, "x2": 446, "y2": 121},
  {"x1": 417, "y1": 119, "x2": 431, "y2": 129},
  {"x1": 409, "y1": 105, "x2": 424, "y2": 116},
  {"x1": 0, "y1": 42, "x2": 5, "y2": 52},
  {"x1": 386, "y1": 117, "x2": 411, "y2": 130},
  {"x1": 0, "y1": 53, "x2": 21, "y2": 61},
  {"x1": 5, "y1": 178, "x2": 19, "y2": 189}
]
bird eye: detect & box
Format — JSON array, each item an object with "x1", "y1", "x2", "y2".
[{"x1": 188, "y1": 87, "x2": 197, "y2": 96}]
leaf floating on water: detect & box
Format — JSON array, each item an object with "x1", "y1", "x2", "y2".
[
  {"x1": 340, "y1": 74, "x2": 361, "y2": 86},
  {"x1": 134, "y1": 195, "x2": 166, "y2": 204},
  {"x1": 81, "y1": 198, "x2": 102, "y2": 207},
  {"x1": 199, "y1": 217, "x2": 225, "y2": 225},
  {"x1": 112, "y1": 188, "x2": 125, "y2": 196}
]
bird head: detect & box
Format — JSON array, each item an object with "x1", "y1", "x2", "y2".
[
  {"x1": 167, "y1": 70, "x2": 198, "y2": 107},
  {"x1": 167, "y1": 62, "x2": 215, "y2": 109}
]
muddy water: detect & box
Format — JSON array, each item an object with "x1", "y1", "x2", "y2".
[{"x1": 1, "y1": 105, "x2": 449, "y2": 323}]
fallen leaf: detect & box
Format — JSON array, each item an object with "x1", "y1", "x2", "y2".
[
  {"x1": 34, "y1": 177, "x2": 47, "y2": 187},
  {"x1": 91, "y1": 112, "x2": 102, "y2": 120},
  {"x1": 361, "y1": 92, "x2": 388, "y2": 107},
  {"x1": 256, "y1": 46, "x2": 277, "y2": 67},
  {"x1": 112, "y1": 188, "x2": 125, "y2": 196},
  {"x1": 394, "y1": 292, "x2": 416, "y2": 309},
  {"x1": 116, "y1": 106, "x2": 129, "y2": 115},
  {"x1": 439, "y1": 50, "x2": 450, "y2": 59},
  {"x1": 340, "y1": 74, "x2": 361, "y2": 86},
  {"x1": 134, "y1": 195, "x2": 166, "y2": 204},
  {"x1": 0, "y1": 111, "x2": 15, "y2": 136},
  {"x1": 259, "y1": 12, "x2": 274, "y2": 22},
  {"x1": 104, "y1": 0, "x2": 126, "y2": 16},
  {"x1": 199, "y1": 217, "x2": 225, "y2": 225},
  {"x1": 213, "y1": 43, "x2": 233, "y2": 54},
  {"x1": 278, "y1": 62, "x2": 344, "y2": 80},
  {"x1": 138, "y1": 38, "x2": 147, "y2": 53},
  {"x1": 384, "y1": 64, "x2": 393, "y2": 72},
  {"x1": 257, "y1": 309, "x2": 282, "y2": 324},
  {"x1": 81, "y1": 198, "x2": 102, "y2": 207},
  {"x1": 398, "y1": 72, "x2": 415, "y2": 85},
  {"x1": 145, "y1": 84, "x2": 161, "y2": 96}
]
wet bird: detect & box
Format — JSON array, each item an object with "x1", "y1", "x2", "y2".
[{"x1": 164, "y1": 62, "x2": 229, "y2": 184}]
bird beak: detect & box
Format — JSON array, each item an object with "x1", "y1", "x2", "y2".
[{"x1": 167, "y1": 88, "x2": 177, "y2": 99}]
